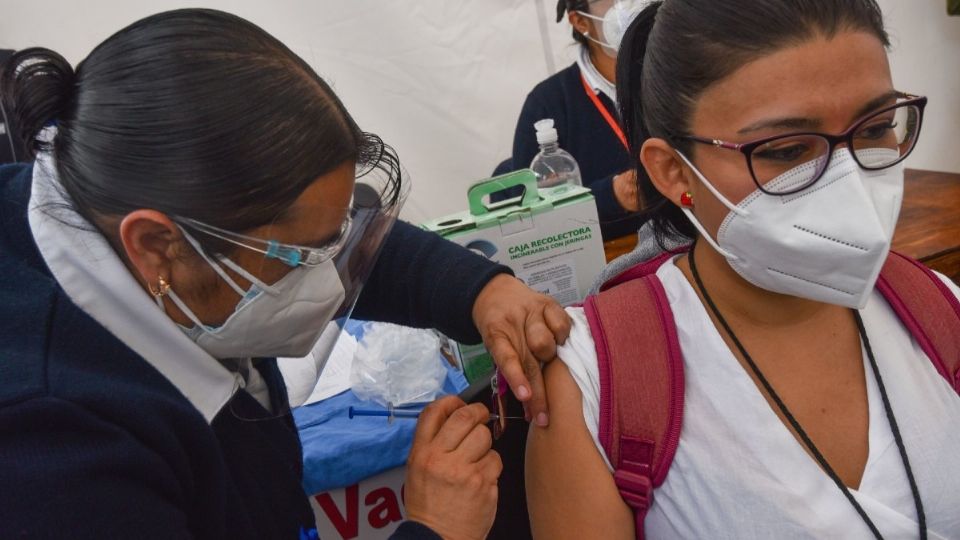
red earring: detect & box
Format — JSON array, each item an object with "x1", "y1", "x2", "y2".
[{"x1": 680, "y1": 192, "x2": 694, "y2": 207}]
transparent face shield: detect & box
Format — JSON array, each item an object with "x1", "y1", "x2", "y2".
[{"x1": 171, "y1": 134, "x2": 409, "y2": 420}]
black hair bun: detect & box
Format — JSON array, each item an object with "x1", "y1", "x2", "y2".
[{"x1": 0, "y1": 48, "x2": 76, "y2": 158}]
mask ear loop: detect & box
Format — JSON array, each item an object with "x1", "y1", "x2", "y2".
[
  {"x1": 675, "y1": 151, "x2": 749, "y2": 217},
  {"x1": 575, "y1": 10, "x2": 605, "y2": 22},
  {"x1": 148, "y1": 274, "x2": 209, "y2": 333},
  {"x1": 575, "y1": 11, "x2": 616, "y2": 49},
  {"x1": 165, "y1": 288, "x2": 215, "y2": 333},
  {"x1": 180, "y1": 225, "x2": 283, "y2": 298},
  {"x1": 147, "y1": 228, "x2": 236, "y2": 334},
  {"x1": 162, "y1": 227, "x2": 278, "y2": 339},
  {"x1": 179, "y1": 226, "x2": 249, "y2": 296},
  {"x1": 217, "y1": 256, "x2": 282, "y2": 297},
  {"x1": 673, "y1": 151, "x2": 747, "y2": 261}
]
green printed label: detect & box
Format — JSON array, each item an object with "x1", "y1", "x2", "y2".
[{"x1": 506, "y1": 226, "x2": 594, "y2": 261}]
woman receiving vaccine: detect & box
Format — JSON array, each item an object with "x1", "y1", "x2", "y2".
[{"x1": 527, "y1": 1, "x2": 960, "y2": 538}]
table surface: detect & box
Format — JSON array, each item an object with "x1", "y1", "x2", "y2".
[
  {"x1": 603, "y1": 168, "x2": 960, "y2": 277},
  {"x1": 891, "y1": 168, "x2": 960, "y2": 263}
]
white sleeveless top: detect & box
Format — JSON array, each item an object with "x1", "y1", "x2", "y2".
[{"x1": 558, "y1": 257, "x2": 960, "y2": 539}]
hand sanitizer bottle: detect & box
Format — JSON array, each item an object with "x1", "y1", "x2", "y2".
[{"x1": 529, "y1": 119, "x2": 582, "y2": 189}]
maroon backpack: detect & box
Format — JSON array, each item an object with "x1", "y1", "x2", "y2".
[{"x1": 582, "y1": 250, "x2": 960, "y2": 538}]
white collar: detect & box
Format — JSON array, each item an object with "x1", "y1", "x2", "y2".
[
  {"x1": 27, "y1": 153, "x2": 241, "y2": 423},
  {"x1": 576, "y1": 46, "x2": 618, "y2": 107}
]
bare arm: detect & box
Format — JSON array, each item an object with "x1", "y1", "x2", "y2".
[{"x1": 525, "y1": 360, "x2": 635, "y2": 540}]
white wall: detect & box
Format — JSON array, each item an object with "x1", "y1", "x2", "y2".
[
  {"x1": 1, "y1": 1, "x2": 957, "y2": 223},
  {"x1": 0, "y1": 0, "x2": 577, "y2": 222},
  {"x1": 878, "y1": 0, "x2": 960, "y2": 175}
]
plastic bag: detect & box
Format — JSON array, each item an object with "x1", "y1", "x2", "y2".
[{"x1": 350, "y1": 322, "x2": 446, "y2": 407}]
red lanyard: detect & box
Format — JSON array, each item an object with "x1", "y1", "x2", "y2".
[{"x1": 580, "y1": 73, "x2": 628, "y2": 151}]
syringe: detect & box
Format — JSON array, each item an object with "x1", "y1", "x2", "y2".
[{"x1": 348, "y1": 405, "x2": 522, "y2": 423}]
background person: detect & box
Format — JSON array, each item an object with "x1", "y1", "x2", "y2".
[{"x1": 502, "y1": 0, "x2": 648, "y2": 242}]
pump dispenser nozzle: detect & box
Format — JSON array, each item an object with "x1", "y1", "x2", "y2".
[{"x1": 534, "y1": 119, "x2": 559, "y2": 145}]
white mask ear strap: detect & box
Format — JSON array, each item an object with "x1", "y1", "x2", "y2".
[
  {"x1": 217, "y1": 256, "x2": 280, "y2": 296},
  {"x1": 576, "y1": 11, "x2": 615, "y2": 47},
  {"x1": 681, "y1": 207, "x2": 739, "y2": 261},
  {"x1": 582, "y1": 31, "x2": 613, "y2": 50},
  {"x1": 166, "y1": 289, "x2": 213, "y2": 334},
  {"x1": 675, "y1": 151, "x2": 750, "y2": 218},
  {"x1": 178, "y1": 226, "x2": 249, "y2": 297},
  {"x1": 576, "y1": 10, "x2": 604, "y2": 22}
]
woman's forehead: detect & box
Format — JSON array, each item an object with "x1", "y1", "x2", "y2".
[
  {"x1": 250, "y1": 162, "x2": 356, "y2": 245},
  {"x1": 691, "y1": 31, "x2": 893, "y2": 136}
]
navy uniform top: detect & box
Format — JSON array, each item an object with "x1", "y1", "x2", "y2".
[{"x1": 0, "y1": 162, "x2": 507, "y2": 539}]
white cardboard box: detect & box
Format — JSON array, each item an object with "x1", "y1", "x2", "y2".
[{"x1": 421, "y1": 170, "x2": 606, "y2": 382}]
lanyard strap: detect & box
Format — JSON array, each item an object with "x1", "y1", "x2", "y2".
[
  {"x1": 688, "y1": 245, "x2": 927, "y2": 540},
  {"x1": 580, "y1": 73, "x2": 628, "y2": 151}
]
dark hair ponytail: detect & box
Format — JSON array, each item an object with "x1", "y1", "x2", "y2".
[
  {"x1": 616, "y1": 2, "x2": 659, "y2": 154},
  {"x1": 615, "y1": 0, "x2": 889, "y2": 245},
  {"x1": 0, "y1": 48, "x2": 76, "y2": 159},
  {"x1": 615, "y1": 1, "x2": 695, "y2": 245}
]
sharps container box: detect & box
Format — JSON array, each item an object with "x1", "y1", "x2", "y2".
[{"x1": 421, "y1": 169, "x2": 606, "y2": 382}]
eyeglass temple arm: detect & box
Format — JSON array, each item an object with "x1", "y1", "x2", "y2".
[{"x1": 682, "y1": 135, "x2": 744, "y2": 151}]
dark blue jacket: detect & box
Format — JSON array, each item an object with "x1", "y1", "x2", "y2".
[
  {"x1": 510, "y1": 62, "x2": 644, "y2": 240},
  {"x1": 0, "y1": 163, "x2": 506, "y2": 539}
]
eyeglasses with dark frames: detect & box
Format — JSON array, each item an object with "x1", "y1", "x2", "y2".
[{"x1": 673, "y1": 92, "x2": 927, "y2": 195}]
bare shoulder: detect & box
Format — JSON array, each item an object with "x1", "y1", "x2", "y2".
[{"x1": 525, "y1": 360, "x2": 635, "y2": 540}]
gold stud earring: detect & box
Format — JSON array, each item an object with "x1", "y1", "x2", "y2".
[{"x1": 149, "y1": 275, "x2": 171, "y2": 298}]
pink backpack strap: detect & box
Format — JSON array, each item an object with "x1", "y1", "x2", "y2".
[
  {"x1": 876, "y1": 251, "x2": 960, "y2": 393},
  {"x1": 600, "y1": 251, "x2": 679, "y2": 292},
  {"x1": 584, "y1": 272, "x2": 685, "y2": 539}
]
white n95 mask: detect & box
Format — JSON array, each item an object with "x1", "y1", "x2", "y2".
[
  {"x1": 677, "y1": 147, "x2": 904, "y2": 309},
  {"x1": 162, "y1": 227, "x2": 346, "y2": 360},
  {"x1": 577, "y1": 0, "x2": 647, "y2": 56}
]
